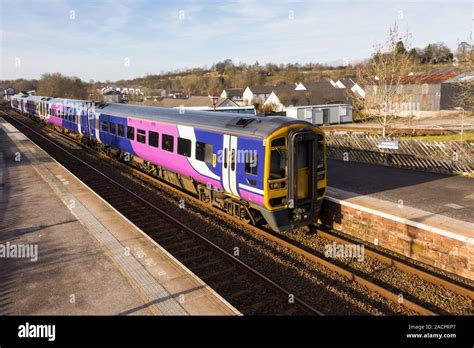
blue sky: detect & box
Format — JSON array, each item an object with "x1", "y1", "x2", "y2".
[{"x1": 1, "y1": 0, "x2": 472, "y2": 81}]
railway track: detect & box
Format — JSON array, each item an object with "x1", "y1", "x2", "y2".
[
  {"x1": 314, "y1": 227, "x2": 474, "y2": 300},
  {"x1": 1, "y1": 111, "x2": 322, "y2": 316},
  {"x1": 3, "y1": 108, "x2": 472, "y2": 315}
]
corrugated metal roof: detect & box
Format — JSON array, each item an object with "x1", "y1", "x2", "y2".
[
  {"x1": 443, "y1": 71, "x2": 474, "y2": 83},
  {"x1": 401, "y1": 71, "x2": 459, "y2": 84}
]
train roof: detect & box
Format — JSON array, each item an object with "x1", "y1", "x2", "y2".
[{"x1": 98, "y1": 102, "x2": 312, "y2": 137}]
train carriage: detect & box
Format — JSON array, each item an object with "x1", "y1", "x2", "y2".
[{"x1": 10, "y1": 98, "x2": 326, "y2": 232}]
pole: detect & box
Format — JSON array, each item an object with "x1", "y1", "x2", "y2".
[{"x1": 461, "y1": 108, "x2": 464, "y2": 144}]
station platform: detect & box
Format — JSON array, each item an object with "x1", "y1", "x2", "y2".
[
  {"x1": 321, "y1": 185, "x2": 474, "y2": 281},
  {"x1": 0, "y1": 118, "x2": 240, "y2": 315},
  {"x1": 328, "y1": 159, "x2": 474, "y2": 223}
]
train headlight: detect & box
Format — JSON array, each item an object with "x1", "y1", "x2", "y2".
[{"x1": 269, "y1": 182, "x2": 284, "y2": 190}]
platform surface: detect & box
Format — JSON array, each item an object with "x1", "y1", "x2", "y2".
[
  {"x1": 326, "y1": 159, "x2": 474, "y2": 245},
  {"x1": 0, "y1": 118, "x2": 239, "y2": 316},
  {"x1": 328, "y1": 159, "x2": 474, "y2": 224}
]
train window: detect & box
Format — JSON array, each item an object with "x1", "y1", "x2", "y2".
[
  {"x1": 270, "y1": 148, "x2": 287, "y2": 180},
  {"x1": 127, "y1": 126, "x2": 135, "y2": 140},
  {"x1": 245, "y1": 152, "x2": 258, "y2": 175},
  {"x1": 196, "y1": 142, "x2": 213, "y2": 163},
  {"x1": 117, "y1": 124, "x2": 125, "y2": 137},
  {"x1": 224, "y1": 148, "x2": 228, "y2": 169},
  {"x1": 149, "y1": 131, "x2": 159, "y2": 148},
  {"x1": 317, "y1": 135, "x2": 325, "y2": 171},
  {"x1": 177, "y1": 138, "x2": 191, "y2": 157},
  {"x1": 230, "y1": 149, "x2": 236, "y2": 171},
  {"x1": 271, "y1": 137, "x2": 285, "y2": 147},
  {"x1": 137, "y1": 129, "x2": 146, "y2": 144},
  {"x1": 109, "y1": 122, "x2": 116, "y2": 134},
  {"x1": 162, "y1": 134, "x2": 174, "y2": 152},
  {"x1": 101, "y1": 121, "x2": 108, "y2": 132}
]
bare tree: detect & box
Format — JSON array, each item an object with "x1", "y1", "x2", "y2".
[
  {"x1": 37, "y1": 73, "x2": 87, "y2": 99},
  {"x1": 351, "y1": 24, "x2": 415, "y2": 137},
  {"x1": 453, "y1": 43, "x2": 473, "y2": 111}
]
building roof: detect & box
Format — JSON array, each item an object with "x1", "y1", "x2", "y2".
[
  {"x1": 223, "y1": 88, "x2": 244, "y2": 97},
  {"x1": 274, "y1": 87, "x2": 349, "y2": 107},
  {"x1": 337, "y1": 78, "x2": 358, "y2": 88},
  {"x1": 443, "y1": 71, "x2": 474, "y2": 84},
  {"x1": 103, "y1": 89, "x2": 121, "y2": 95},
  {"x1": 300, "y1": 81, "x2": 337, "y2": 90},
  {"x1": 400, "y1": 71, "x2": 460, "y2": 84},
  {"x1": 151, "y1": 95, "x2": 236, "y2": 108}
]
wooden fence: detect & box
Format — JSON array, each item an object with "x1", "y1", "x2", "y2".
[{"x1": 325, "y1": 133, "x2": 474, "y2": 174}]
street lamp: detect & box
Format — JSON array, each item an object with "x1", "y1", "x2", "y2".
[
  {"x1": 210, "y1": 91, "x2": 219, "y2": 111},
  {"x1": 454, "y1": 107, "x2": 465, "y2": 144}
]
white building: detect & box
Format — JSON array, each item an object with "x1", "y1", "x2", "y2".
[
  {"x1": 263, "y1": 91, "x2": 286, "y2": 111},
  {"x1": 220, "y1": 88, "x2": 244, "y2": 102},
  {"x1": 286, "y1": 104, "x2": 353, "y2": 125},
  {"x1": 242, "y1": 86, "x2": 276, "y2": 105}
]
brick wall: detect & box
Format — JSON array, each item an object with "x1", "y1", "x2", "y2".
[{"x1": 319, "y1": 199, "x2": 474, "y2": 281}]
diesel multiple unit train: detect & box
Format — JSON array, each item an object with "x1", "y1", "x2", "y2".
[{"x1": 10, "y1": 93, "x2": 327, "y2": 232}]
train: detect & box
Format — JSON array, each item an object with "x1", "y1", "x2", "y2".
[{"x1": 10, "y1": 93, "x2": 327, "y2": 232}]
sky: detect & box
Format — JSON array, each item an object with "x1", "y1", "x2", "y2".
[{"x1": 0, "y1": 0, "x2": 472, "y2": 81}]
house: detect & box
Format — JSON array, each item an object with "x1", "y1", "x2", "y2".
[
  {"x1": 168, "y1": 91, "x2": 184, "y2": 98},
  {"x1": 333, "y1": 78, "x2": 366, "y2": 98},
  {"x1": 147, "y1": 95, "x2": 236, "y2": 109},
  {"x1": 144, "y1": 88, "x2": 167, "y2": 100},
  {"x1": 145, "y1": 95, "x2": 255, "y2": 114},
  {"x1": 102, "y1": 88, "x2": 122, "y2": 103},
  {"x1": 243, "y1": 84, "x2": 297, "y2": 106},
  {"x1": 242, "y1": 86, "x2": 273, "y2": 105},
  {"x1": 263, "y1": 81, "x2": 350, "y2": 112},
  {"x1": 220, "y1": 88, "x2": 244, "y2": 102},
  {"x1": 286, "y1": 104, "x2": 353, "y2": 125}
]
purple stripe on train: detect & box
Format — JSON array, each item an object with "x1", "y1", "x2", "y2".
[{"x1": 127, "y1": 118, "x2": 223, "y2": 189}]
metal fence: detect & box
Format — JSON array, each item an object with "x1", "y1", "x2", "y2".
[{"x1": 325, "y1": 133, "x2": 474, "y2": 174}]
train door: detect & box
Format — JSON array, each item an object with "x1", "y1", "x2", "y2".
[
  {"x1": 288, "y1": 130, "x2": 318, "y2": 215},
  {"x1": 322, "y1": 109, "x2": 330, "y2": 125},
  {"x1": 222, "y1": 134, "x2": 239, "y2": 196}
]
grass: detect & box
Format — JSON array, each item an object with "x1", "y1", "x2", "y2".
[{"x1": 404, "y1": 132, "x2": 474, "y2": 142}]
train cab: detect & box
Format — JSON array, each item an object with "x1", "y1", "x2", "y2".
[{"x1": 262, "y1": 123, "x2": 326, "y2": 232}]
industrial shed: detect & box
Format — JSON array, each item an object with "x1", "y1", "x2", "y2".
[
  {"x1": 286, "y1": 104, "x2": 352, "y2": 125},
  {"x1": 440, "y1": 72, "x2": 474, "y2": 110}
]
